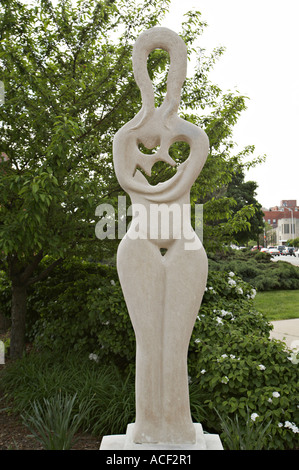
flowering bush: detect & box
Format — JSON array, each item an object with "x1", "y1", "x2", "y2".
[{"x1": 188, "y1": 270, "x2": 299, "y2": 450}]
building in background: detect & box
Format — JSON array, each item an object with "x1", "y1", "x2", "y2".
[{"x1": 262, "y1": 200, "x2": 299, "y2": 245}]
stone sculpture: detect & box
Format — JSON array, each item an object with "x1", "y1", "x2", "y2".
[{"x1": 100, "y1": 26, "x2": 223, "y2": 450}]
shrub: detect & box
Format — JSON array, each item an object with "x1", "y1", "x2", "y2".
[
  {"x1": 25, "y1": 259, "x2": 270, "y2": 366},
  {"x1": 188, "y1": 270, "x2": 299, "y2": 450},
  {"x1": 26, "y1": 257, "x2": 136, "y2": 367},
  {"x1": 208, "y1": 249, "x2": 299, "y2": 291}
]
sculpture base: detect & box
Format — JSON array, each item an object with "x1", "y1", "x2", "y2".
[{"x1": 100, "y1": 423, "x2": 223, "y2": 450}]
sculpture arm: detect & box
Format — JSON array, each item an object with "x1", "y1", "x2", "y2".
[{"x1": 113, "y1": 117, "x2": 209, "y2": 203}]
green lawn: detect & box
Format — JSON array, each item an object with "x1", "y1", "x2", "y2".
[{"x1": 254, "y1": 289, "x2": 299, "y2": 321}]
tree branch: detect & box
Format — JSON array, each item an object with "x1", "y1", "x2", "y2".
[
  {"x1": 27, "y1": 257, "x2": 64, "y2": 286},
  {"x1": 19, "y1": 250, "x2": 44, "y2": 285}
]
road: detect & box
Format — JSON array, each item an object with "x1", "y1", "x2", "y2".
[{"x1": 271, "y1": 254, "x2": 299, "y2": 266}]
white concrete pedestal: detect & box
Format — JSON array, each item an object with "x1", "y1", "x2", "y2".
[{"x1": 100, "y1": 423, "x2": 223, "y2": 450}]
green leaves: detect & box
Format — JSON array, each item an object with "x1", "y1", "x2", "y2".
[
  {"x1": 0, "y1": 0, "x2": 269, "y2": 363},
  {"x1": 215, "y1": 407, "x2": 273, "y2": 450},
  {"x1": 21, "y1": 392, "x2": 91, "y2": 450},
  {"x1": 0, "y1": 0, "x2": 175, "y2": 268},
  {"x1": 0, "y1": 167, "x2": 61, "y2": 257},
  {"x1": 188, "y1": 269, "x2": 299, "y2": 449},
  {"x1": 0, "y1": 0, "x2": 265, "y2": 265}
]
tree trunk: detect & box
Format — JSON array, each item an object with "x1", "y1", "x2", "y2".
[
  {"x1": 8, "y1": 253, "x2": 63, "y2": 360},
  {"x1": 0, "y1": 312, "x2": 10, "y2": 333},
  {"x1": 10, "y1": 282, "x2": 27, "y2": 359}
]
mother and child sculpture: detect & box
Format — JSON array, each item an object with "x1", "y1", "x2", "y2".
[{"x1": 101, "y1": 26, "x2": 222, "y2": 450}]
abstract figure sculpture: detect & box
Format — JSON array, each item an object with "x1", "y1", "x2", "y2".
[{"x1": 111, "y1": 27, "x2": 211, "y2": 447}]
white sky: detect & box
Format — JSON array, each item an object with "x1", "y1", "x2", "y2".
[{"x1": 160, "y1": 0, "x2": 299, "y2": 209}]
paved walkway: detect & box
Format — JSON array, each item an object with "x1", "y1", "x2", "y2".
[{"x1": 270, "y1": 319, "x2": 299, "y2": 350}]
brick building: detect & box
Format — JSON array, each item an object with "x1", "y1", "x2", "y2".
[{"x1": 263, "y1": 200, "x2": 299, "y2": 244}]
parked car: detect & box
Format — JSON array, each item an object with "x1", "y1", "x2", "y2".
[
  {"x1": 251, "y1": 246, "x2": 261, "y2": 251},
  {"x1": 260, "y1": 247, "x2": 268, "y2": 252},
  {"x1": 267, "y1": 246, "x2": 280, "y2": 256},
  {"x1": 278, "y1": 245, "x2": 286, "y2": 255},
  {"x1": 285, "y1": 247, "x2": 295, "y2": 256}
]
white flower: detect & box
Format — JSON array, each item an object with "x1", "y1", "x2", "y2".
[
  {"x1": 110, "y1": 280, "x2": 116, "y2": 286},
  {"x1": 89, "y1": 353, "x2": 99, "y2": 363},
  {"x1": 207, "y1": 286, "x2": 216, "y2": 294},
  {"x1": 237, "y1": 287, "x2": 243, "y2": 295},
  {"x1": 221, "y1": 354, "x2": 228, "y2": 358},
  {"x1": 228, "y1": 272, "x2": 235, "y2": 277},
  {"x1": 278, "y1": 422, "x2": 283, "y2": 428},
  {"x1": 268, "y1": 398, "x2": 272, "y2": 403},
  {"x1": 287, "y1": 352, "x2": 299, "y2": 364},
  {"x1": 221, "y1": 376, "x2": 229, "y2": 384},
  {"x1": 258, "y1": 364, "x2": 266, "y2": 370},
  {"x1": 284, "y1": 421, "x2": 299, "y2": 433},
  {"x1": 230, "y1": 354, "x2": 236, "y2": 359},
  {"x1": 201, "y1": 369, "x2": 206, "y2": 374},
  {"x1": 216, "y1": 317, "x2": 223, "y2": 324},
  {"x1": 221, "y1": 309, "x2": 231, "y2": 316},
  {"x1": 251, "y1": 413, "x2": 259, "y2": 422},
  {"x1": 228, "y1": 278, "x2": 236, "y2": 287},
  {"x1": 194, "y1": 338, "x2": 200, "y2": 344},
  {"x1": 251, "y1": 289, "x2": 257, "y2": 298},
  {"x1": 272, "y1": 392, "x2": 280, "y2": 398}
]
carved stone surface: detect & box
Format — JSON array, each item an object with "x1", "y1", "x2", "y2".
[
  {"x1": 100, "y1": 423, "x2": 224, "y2": 450},
  {"x1": 101, "y1": 27, "x2": 218, "y2": 448}
]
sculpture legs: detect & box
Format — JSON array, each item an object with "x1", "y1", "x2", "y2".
[{"x1": 117, "y1": 235, "x2": 208, "y2": 444}]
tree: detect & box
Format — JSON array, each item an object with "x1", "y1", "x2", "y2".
[
  {"x1": 292, "y1": 237, "x2": 299, "y2": 248},
  {"x1": 224, "y1": 168, "x2": 265, "y2": 246},
  {"x1": 0, "y1": 0, "x2": 174, "y2": 357},
  {"x1": 0, "y1": 0, "x2": 263, "y2": 358}
]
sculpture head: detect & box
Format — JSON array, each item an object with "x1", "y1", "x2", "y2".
[
  {"x1": 113, "y1": 27, "x2": 209, "y2": 202},
  {"x1": 131, "y1": 27, "x2": 188, "y2": 128}
]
